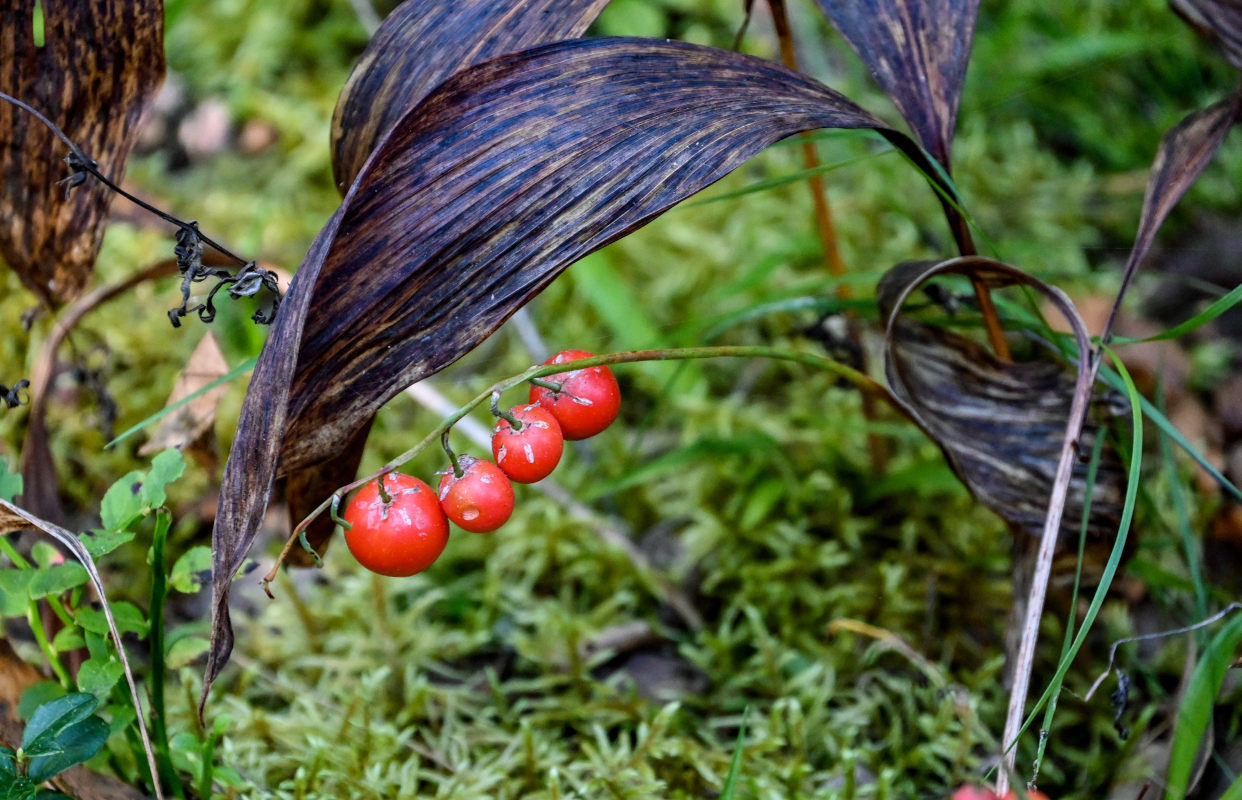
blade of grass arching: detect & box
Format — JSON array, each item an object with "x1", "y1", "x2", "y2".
[
  {"x1": 1032, "y1": 433, "x2": 1106, "y2": 782},
  {"x1": 106, "y1": 356, "x2": 256, "y2": 449},
  {"x1": 1111, "y1": 281, "x2": 1242, "y2": 344},
  {"x1": 1098, "y1": 367, "x2": 1242, "y2": 505},
  {"x1": 1157, "y1": 384, "x2": 1210, "y2": 628},
  {"x1": 1164, "y1": 612, "x2": 1242, "y2": 799},
  {"x1": 683, "y1": 151, "x2": 890, "y2": 207},
  {"x1": 1004, "y1": 349, "x2": 1143, "y2": 761},
  {"x1": 720, "y1": 707, "x2": 750, "y2": 800}
]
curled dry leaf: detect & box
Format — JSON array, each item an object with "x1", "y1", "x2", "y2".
[
  {"x1": 330, "y1": 0, "x2": 610, "y2": 193},
  {"x1": 0, "y1": 0, "x2": 165, "y2": 306},
  {"x1": 207, "y1": 37, "x2": 952, "y2": 708},
  {"x1": 139, "y1": 331, "x2": 229, "y2": 471},
  {"x1": 878, "y1": 258, "x2": 1125, "y2": 544}
]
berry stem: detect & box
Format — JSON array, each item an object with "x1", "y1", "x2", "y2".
[
  {"x1": 528, "y1": 377, "x2": 563, "y2": 393},
  {"x1": 375, "y1": 474, "x2": 394, "y2": 504},
  {"x1": 441, "y1": 430, "x2": 464, "y2": 478},
  {"x1": 267, "y1": 345, "x2": 897, "y2": 584},
  {"x1": 490, "y1": 391, "x2": 524, "y2": 430}
]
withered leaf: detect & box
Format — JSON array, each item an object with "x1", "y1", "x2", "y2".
[
  {"x1": 812, "y1": 0, "x2": 979, "y2": 170},
  {"x1": 139, "y1": 332, "x2": 229, "y2": 466},
  {"x1": 1117, "y1": 92, "x2": 1242, "y2": 299},
  {"x1": 331, "y1": 0, "x2": 611, "y2": 193},
  {"x1": 1171, "y1": 0, "x2": 1242, "y2": 70},
  {"x1": 878, "y1": 259, "x2": 1125, "y2": 543},
  {"x1": 207, "y1": 37, "x2": 950, "y2": 706},
  {"x1": 0, "y1": 0, "x2": 165, "y2": 306}
]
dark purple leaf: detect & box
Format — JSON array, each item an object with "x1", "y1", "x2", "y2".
[
  {"x1": 0, "y1": 0, "x2": 164, "y2": 306},
  {"x1": 812, "y1": 0, "x2": 979, "y2": 170},
  {"x1": 330, "y1": 0, "x2": 611, "y2": 193},
  {"x1": 205, "y1": 37, "x2": 948, "y2": 706},
  {"x1": 1099, "y1": 91, "x2": 1242, "y2": 345},
  {"x1": 878, "y1": 258, "x2": 1125, "y2": 544},
  {"x1": 1171, "y1": 0, "x2": 1242, "y2": 70}
]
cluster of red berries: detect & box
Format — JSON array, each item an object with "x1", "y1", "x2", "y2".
[{"x1": 341, "y1": 351, "x2": 621, "y2": 577}]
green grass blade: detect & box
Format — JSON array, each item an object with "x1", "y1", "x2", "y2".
[
  {"x1": 1112, "y1": 281, "x2": 1242, "y2": 344},
  {"x1": 1164, "y1": 612, "x2": 1242, "y2": 799},
  {"x1": 684, "y1": 151, "x2": 890, "y2": 207},
  {"x1": 720, "y1": 707, "x2": 749, "y2": 800},
  {"x1": 106, "y1": 356, "x2": 257, "y2": 449}
]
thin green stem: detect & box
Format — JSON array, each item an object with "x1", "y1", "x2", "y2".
[
  {"x1": 27, "y1": 602, "x2": 69, "y2": 686},
  {"x1": 490, "y1": 392, "x2": 523, "y2": 430},
  {"x1": 441, "y1": 430, "x2": 464, "y2": 478},
  {"x1": 148, "y1": 511, "x2": 185, "y2": 800}
]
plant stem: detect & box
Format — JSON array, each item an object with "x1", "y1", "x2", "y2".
[
  {"x1": 767, "y1": 0, "x2": 892, "y2": 470},
  {"x1": 148, "y1": 511, "x2": 185, "y2": 800},
  {"x1": 263, "y1": 346, "x2": 893, "y2": 588}
]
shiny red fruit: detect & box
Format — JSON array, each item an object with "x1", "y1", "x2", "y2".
[
  {"x1": 492, "y1": 403, "x2": 564, "y2": 483},
  {"x1": 342, "y1": 473, "x2": 448, "y2": 577},
  {"x1": 528, "y1": 350, "x2": 621, "y2": 440},
  {"x1": 437, "y1": 455, "x2": 515, "y2": 532}
]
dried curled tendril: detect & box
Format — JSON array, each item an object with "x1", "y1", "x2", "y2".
[
  {"x1": 167, "y1": 223, "x2": 281, "y2": 328},
  {"x1": 0, "y1": 380, "x2": 30, "y2": 410}
]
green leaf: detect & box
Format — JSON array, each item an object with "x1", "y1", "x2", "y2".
[
  {"x1": 25, "y1": 714, "x2": 109, "y2": 782},
  {"x1": 0, "y1": 460, "x2": 21, "y2": 503},
  {"x1": 27, "y1": 564, "x2": 88, "y2": 599},
  {"x1": 141, "y1": 449, "x2": 184, "y2": 509},
  {"x1": 0, "y1": 570, "x2": 36, "y2": 617},
  {"x1": 99, "y1": 470, "x2": 146, "y2": 532},
  {"x1": 78, "y1": 528, "x2": 136, "y2": 559},
  {"x1": 168, "y1": 546, "x2": 212, "y2": 594},
  {"x1": 0, "y1": 775, "x2": 38, "y2": 800},
  {"x1": 75, "y1": 655, "x2": 124, "y2": 698},
  {"x1": 75, "y1": 602, "x2": 147, "y2": 637},
  {"x1": 30, "y1": 543, "x2": 58, "y2": 568},
  {"x1": 20, "y1": 693, "x2": 97, "y2": 755},
  {"x1": 49, "y1": 627, "x2": 84, "y2": 652},
  {"x1": 165, "y1": 635, "x2": 210, "y2": 668},
  {"x1": 1165, "y1": 612, "x2": 1242, "y2": 799},
  {"x1": 0, "y1": 744, "x2": 15, "y2": 774},
  {"x1": 17, "y1": 683, "x2": 65, "y2": 721},
  {"x1": 720, "y1": 707, "x2": 749, "y2": 800}
]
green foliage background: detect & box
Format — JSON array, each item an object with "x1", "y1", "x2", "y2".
[{"x1": 2, "y1": 0, "x2": 1240, "y2": 797}]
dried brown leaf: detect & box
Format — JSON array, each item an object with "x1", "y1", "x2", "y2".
[
  {"x1": 0, "y1": 0, "x2": 165, "y2": 306},
  {"x1": 139, "y1": 332, "x2": 228, "y2": 464},
  {"x1": 331, "y1": 0, "x2": 610, "y2": 192},
  {"x1": 1171, "y1": 0, "x2": 1242, "y2": 70},
  {"x1": 1099, "y1": 91, "x2": 1242, "y2": 347},
  {"x1": 878, "y1": 258, "x2": 1125, "y2": 543},
  {"x1": 812, "y1": 0, "x2": 979, "y2": 170}
]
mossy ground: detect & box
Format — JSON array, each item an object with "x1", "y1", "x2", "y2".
[{"x1": 2, "y1": 1, "x2": 1240, "y2": 798}]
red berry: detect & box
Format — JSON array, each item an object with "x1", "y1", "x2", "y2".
[
  {"x1": 492, "y1": 403, "x2": 564, "y2": 483},
  {"x1": 342, "y1": 473, "x2": 448, "y2": 577},
  {"x1": 951, "y1": 787, "x2": 999, "y2": 800},
  {"x1": 437, "y1": 455, "x2": 515, "y2": 532},
  {"x1": 528, "y1": 350, "x2": 621, "y2": 440}
]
